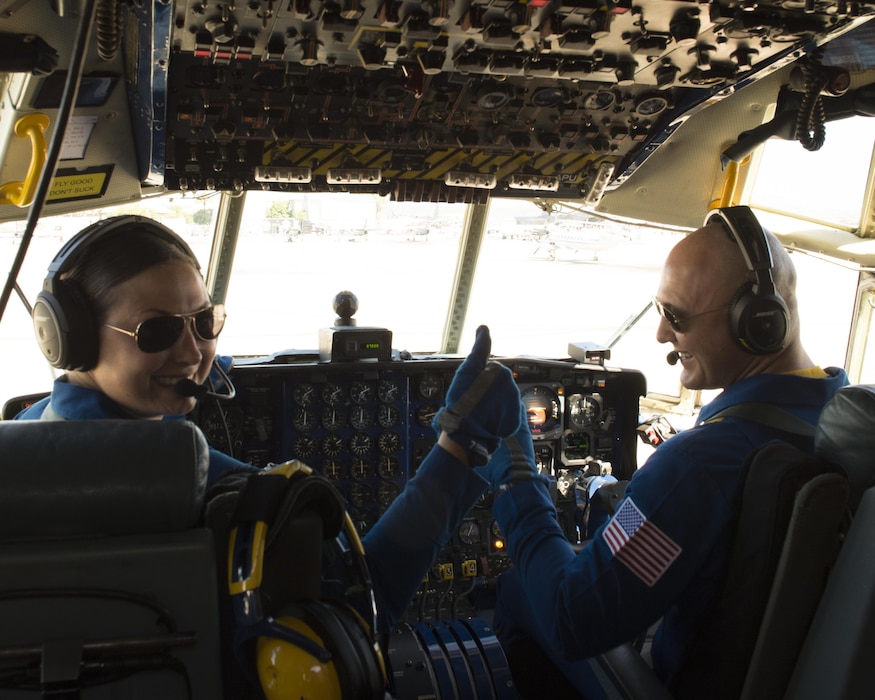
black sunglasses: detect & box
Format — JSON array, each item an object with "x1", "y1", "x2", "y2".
[
  {"x1": 104, "y1": 305, "x2": 226, "y2": 353},
  {"x1": 652, "y1": 297, "x2": 730, "y2": 334}
]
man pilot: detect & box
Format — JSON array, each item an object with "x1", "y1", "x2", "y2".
[{"x1": 468, "y1": 207, "x2": 848, "y2": 697}]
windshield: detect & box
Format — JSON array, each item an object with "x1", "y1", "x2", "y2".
[{"x1": 0, "y1": 190, "x2": 857, "y2": 407}]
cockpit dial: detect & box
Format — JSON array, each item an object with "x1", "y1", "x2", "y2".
[
  {"x1": 323, "y1": 459, "x2": 346, "y2": 480},
  {"x1": 567, "y1": 393, "x2": 603, "y2": 429},
  {"x1": 350, "y1": 380, "x2": 374, "y2": 404},
  {"x1": 322, "y1": 382, "x2": 345, "y2": 406},
  {"x1": 292, "y1": 407, "x2": 317, "y2": 432},
  {"x1": 520, "y1": 385, "x2": 561, "y2": 436},
  {"x1": 378, "y1": 456, "x2": 401, "y2": 478},
  {"x1": 378, "y1": 403, "x2": 401, "y2": 428},
  {"x1": 322, "y1": 407, "x2": 346, "y2": 431},
  {"x1": 418, "y1": 374, "x2": 443, "y2": 399},
  {"x1": 378, "y1": 378, "x2": 401, "y2": 403},
  {"x1": 458, "y1": 520, "x2": 481, "y2": 545},
  {"x1": 350, "y1": 432, "x2": 373, "y2": 455},
  {"x1": 293, "y1": 382, "x2": 316, "y2": 406},
  {"x1": 350, "y1": 406, "x2": 373, "y2": 430}
]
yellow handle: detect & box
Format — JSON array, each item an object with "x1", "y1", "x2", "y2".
[
  {"x1": 710, "y1": 152, "x2": 752, "y2": 211},
  {"x1": 0, "y1": 112, "x2": 51, "y2": 207}
]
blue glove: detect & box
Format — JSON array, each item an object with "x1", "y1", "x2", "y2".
[
  {"x1": 477, "y1": 404, "x2": 539, "y2": 489},
  {"x1": 433, "y1": 325, "x2": 522, "y2": 466}
]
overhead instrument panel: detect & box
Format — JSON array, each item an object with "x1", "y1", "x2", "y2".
[
  {"x1": 126, "y1": 0, "x2": 873, "y2": 202},
  {"x1": 192, "y1": 354, "x2": 645, "y2": 621}
]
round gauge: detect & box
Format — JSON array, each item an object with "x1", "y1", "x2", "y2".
[
  {"x1": 322, "y1": 434, "x2": 345, "y2": 457},
  {"x1": 350, "y1": 406, "x2": 373, "y2": 430},
  {"x1": 635, "y1": 94, "x2": 668, "y2": 116},
  {"x1": 416, "y1": 404, "x2": 438, "y2": 428},
  {"x1": 531, "y1": 86, "x2": 565, "y2": 108},
  {"x1": 458, "y1": 519, "x2": 481, "y2": 545},
  {"x1": 583, "y1": 91, "x2": 616, "y2": 111},
  {"x1": 293, "y1": 382, "x2": 316, "y2": 406},
  {"x1": 199, "y1": 404, "x2": 243, "y2": 445},
  {"x1": 378, "y1": 431, "x2": 402, "y2": 454},
  {"x1": 521, "y1": 385, "x2": 561, "y2": 435},
  {"x1": 349, "y1": 508, "x2": 375, "y2": 534},
  {"x1": 564, "y1": 431, "x2": 591, "y2": 460},
  {"x1": 478, "y1": 89, "x2": 510, "y2": 111},
  {"x1": 377, "y1": 456, "x2": 400, "y2": 478},
  {"x1": 567, "y1": 393, "x2": 602, "y2": 429},
  {"x1": 418, "y1": 374, "x2": 443, "y2": 399},
  {"x1": 292, "y1": 407, "x2": 317, "y2": 432},
  {"x1": 293, "y1": 435, "x2": 318, "y2": 459},
  {"x1": 350, "y1": 380, "x2": 374, "y2": 405},
  {"x1": 322, "y1": 407, "x2": 346, "y2": 431},
  {"x1": 349, "y1": 482, "x2": 374, "y2": 507},
  {"x1": 377, "y1": 404, "x2": 401, "y2": 428},
  {"x1": 322, "y1": 382, "x2": 345, "y2": 406},
  {"x1": 377, "y1": 378, "x2": 400, "y2": 403},
  {"x1": 350, "y1": 432, "x2": 373, "y2": 456},
  {"x1": 323, "y1": 459, "x2": 346, "y2": 480},
  {"x1": 378, "y1": 481, "x2": 401, "y2": 509},
  {"x1": 352, "y1": 458, "x2": 374, "y2": 480}
]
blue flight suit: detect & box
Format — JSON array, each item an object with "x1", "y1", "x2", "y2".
[{"x1": 492, "y1": 367, "x2": 848, "y2": 697}]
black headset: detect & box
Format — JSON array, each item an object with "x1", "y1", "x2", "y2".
[
  {"x1": 705, "y1": 206, "x2": 789, "y2": 355},
  {"x1": 228, "y1": 461, "x2": 387, "y2": 700},
  {"x1": 32, "y1": 216, "x2": 198, "y2": 371}
]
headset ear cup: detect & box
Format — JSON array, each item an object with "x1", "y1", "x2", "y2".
[
  {"x1": 261, "y1": 600, "x2": 385, "y2": 700},
  {"x1": 32, "y1": 279, "x2": 99, "y2": 371},
  {"x1": 729, "y1": 281, "x2": 789, "y2": 354}
]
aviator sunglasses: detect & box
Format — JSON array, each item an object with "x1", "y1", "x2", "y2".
[
  {"x1": 104, "y1": 305, "x2": 226, "y2": 353},
  {"x1": 652, "y1": 297, "x2": 730, "y2": 334}
]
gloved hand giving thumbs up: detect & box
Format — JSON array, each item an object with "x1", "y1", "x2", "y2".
[{"x1": 433, "y1": 325, "x2": 522, "y2": 466}]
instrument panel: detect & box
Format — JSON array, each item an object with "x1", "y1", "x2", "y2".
[
  {"x1": 196, "y1": 355, "x2": 644, "y2": 480},
  {"x1": 195, "y1": 353, "x2": 644, "y2": 622}
]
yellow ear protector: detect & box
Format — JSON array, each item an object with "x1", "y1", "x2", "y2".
[
  {"x1": 228, "y1": 461, "x2": 387, "y2": 700},
  {"x1": 705, "y1": 206, "x2": 789, "y2": 355},
  {"x1": 32, "y1": 215, "x2": 199, "y2": 371}
]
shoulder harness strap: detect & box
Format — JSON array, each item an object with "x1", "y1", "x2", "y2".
[{"x1": 704, "y1": 402, "x2": 815, "y2": 437}]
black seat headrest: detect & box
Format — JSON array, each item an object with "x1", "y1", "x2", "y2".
[
  {"x1": 0, "y1": 419, "x2": 209, "y2": 540},
  {"x1": 815, "y1": 384, "x2": 875, "y2": 511}
]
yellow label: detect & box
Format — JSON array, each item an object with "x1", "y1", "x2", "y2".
[{"x1": 47, "y1": 171, "x2": 108, "y2": 201}]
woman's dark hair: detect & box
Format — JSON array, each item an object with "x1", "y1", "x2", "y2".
[{"x1": 63, "y1": 221, "x2": 201, "y2": 322}]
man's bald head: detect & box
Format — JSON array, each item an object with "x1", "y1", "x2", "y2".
[
  {"x1": 656, "y1": 217, "x2": 812, "y2": 389},
  {"x1": 668, "y1": 222, "x2": 798, "y2": 318}
]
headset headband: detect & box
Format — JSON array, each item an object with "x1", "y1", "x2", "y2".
[
  {"x1": 705, "y1": 206, "x2": 776, "y2": 297},
  {"x1": 43, "y1": 215, "x2": 198, "y2": 292}
]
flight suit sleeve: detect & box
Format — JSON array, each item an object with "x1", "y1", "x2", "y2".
[
  {"x1": 363, "y1": 444, "x2": 487, "y2": 630},
  {"x1": 492, "y1": 432, "x2": 738, "y2": 660}
]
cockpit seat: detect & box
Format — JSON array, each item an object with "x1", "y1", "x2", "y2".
[
  {"x1": 0, "y1": 419, "x2": 222, "y2": 699},
  {"x1": 593, "y1": 384, "x2": 875, "y2": 700},
  {"x1": 811, "y1": 383, "x2": 875, "y2": 512},
  {"x1": 782, "y1": 384, "x2": 875, "y2": 699},
  {"x1": 1, "y1": 391, "x2": 49, "y2": 420}
]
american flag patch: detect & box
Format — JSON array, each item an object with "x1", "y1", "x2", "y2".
[{"x1": 603, "y1": 498, "x2": 682, "y2": 587}]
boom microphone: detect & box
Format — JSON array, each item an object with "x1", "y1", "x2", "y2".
[
  {"x1": 666, "y1": 351, "x2": 680, "y2": 366},
  {"x1": 175, "y1": 358, "x2": 237, "y2": 400},
  {"x1": 175, "y1": 378, "x2": 208, "y2": 399}
]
